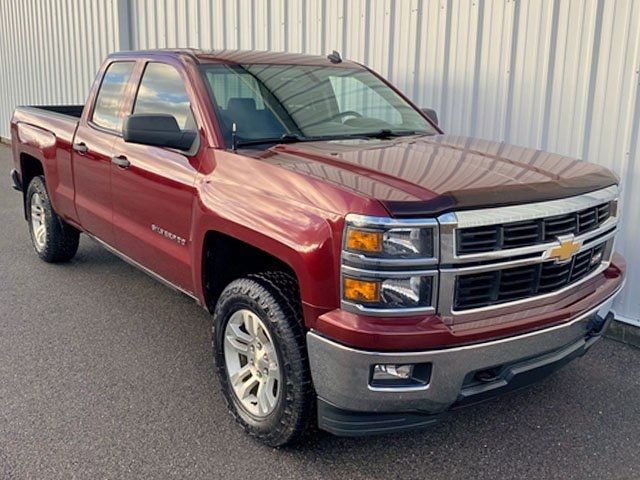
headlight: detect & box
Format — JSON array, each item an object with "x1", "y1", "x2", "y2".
[
  {"x1": 341, "y1": 214, "x2": 439, "y2": 316},
  {"x1": 345, "y1": 226, "x2": 434, "y2": 257},
  {"x1": 344, "y1": 217, "x2": 437, "y2": 261},
  {"x1": 342, "y1": 274, "x2": 433, "y2": 309}
]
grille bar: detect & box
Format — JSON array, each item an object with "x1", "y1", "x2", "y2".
[
  {"x1": 454, "y1": 243, "x2": 606, "y2": 310},
  {"x1": 456, "y1": 201, "x2": 612, "y2": 255}
]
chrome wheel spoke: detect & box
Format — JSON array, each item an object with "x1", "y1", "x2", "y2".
[
  {"x1": 235, "y1": 372, "x2": 259, "y2": 399},
  {"x1": 228, "y1": 322, "x2": 252, "y2": 343},
  {"x1": 256, "y1": 380, "x2": 276, "y2": 415},
  {"x1": 229, "y1": 364, "x2": 252, "y2": 387},
  {"x1": 243, "y1": 311, "x2": 260, "y2": 337},
  {"x1": 225, "y1": 322, "x2": 252, "y2": 354},
  {"x1": 255, "y1": 325, "x2": 270, "y2": 346},
  {"x1": 35, "y1": 224, "x2": 46, "y2": 244},
  {"x1": 225, "y1": 335, "x2": 249, "y2": 354}
]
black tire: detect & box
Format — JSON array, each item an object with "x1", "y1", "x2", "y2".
[
  {"x1": 212, "y1": 272, "x2": 315, "y2": 447},
  {"x1": 26, "y1": 176, "x2": 80, "y2": 263}
]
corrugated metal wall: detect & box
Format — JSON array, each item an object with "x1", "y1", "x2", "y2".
[
  {"x1": 1, "y1": 0, "x2": 639, "y2": 324},
  {"x1": 0, "y1": 0, "x2": 125, "y2": 130}
]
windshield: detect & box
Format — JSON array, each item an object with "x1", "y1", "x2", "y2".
[{"x1": 200, "y1": 63, "x2": 436, "y2": 146}]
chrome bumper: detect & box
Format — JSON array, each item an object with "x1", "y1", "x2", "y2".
[{"x1": 308, "y1": 288, "x2": 622, "y2": 416}]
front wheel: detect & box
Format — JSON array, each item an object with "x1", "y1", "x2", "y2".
[
  {"x1": 212, "y1": 272, "x2": 314, "y2": 447},
  {"x1": 26, "y1": 176, "x2": 80, "y2": 263}
]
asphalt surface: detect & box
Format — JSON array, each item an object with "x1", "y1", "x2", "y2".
[{"x1": 1, "y1": 143, "x2": 639, "y2": 480}]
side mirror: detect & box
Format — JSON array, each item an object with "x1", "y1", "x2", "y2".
[
  {"x1": 123, "y1": 114, "x2": 197, "y2": 151},
  {"x1": 421, "y1": 108, "x2": 438, "y2": 126}
]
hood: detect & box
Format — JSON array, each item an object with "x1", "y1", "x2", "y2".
[{"x1": 259, "y1": 134, "x2": 618, "y2": 217}]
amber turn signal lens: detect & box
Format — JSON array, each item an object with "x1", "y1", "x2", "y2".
[
  {"x1": 343, "y1": 277, "x2": 381, "y2": 303},
  {"x1": 346, "y1": 227, "x2": 383, "y2": 253}
]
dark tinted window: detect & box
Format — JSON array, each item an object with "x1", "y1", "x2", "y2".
[
  {"x1": 133, "y1": 63, "x2": 195, "y2": 130},
  {"x1": 92, "y1": 62, "x2": 134, "y2": 131}
]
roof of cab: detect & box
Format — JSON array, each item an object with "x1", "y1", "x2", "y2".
[{"x1": 109, "y1": 48, "x2": 362, "y2": 67}]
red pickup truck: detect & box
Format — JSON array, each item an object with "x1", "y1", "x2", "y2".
[{"x1": 10, "y1": 49, "x2": 626, "y2": 446}]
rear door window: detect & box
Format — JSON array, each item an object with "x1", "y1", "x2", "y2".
[
  {"x1": 133, "y1": 63, "x2": 196, "y2": 130},
  {"x1": 91, "y1": 61, "x2": 135, "y2": 132}
]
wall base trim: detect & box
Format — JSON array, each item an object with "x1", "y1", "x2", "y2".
[
  {"x1": 606, "y1": 319, "x2": 640, "y2": 348},
  {"x1": 613, "y1": 311, "x2": 640, "y2": 327}
]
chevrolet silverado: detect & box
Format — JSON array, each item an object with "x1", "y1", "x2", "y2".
[{"x1": 10, "y1": 49, "x2": 626, "y2": 446}]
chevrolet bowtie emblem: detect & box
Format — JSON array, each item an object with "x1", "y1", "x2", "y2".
[{"x1": 545, "y1": 235, "x2": 582, "y2": 263}]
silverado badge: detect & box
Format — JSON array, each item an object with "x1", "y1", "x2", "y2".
[
  {"x1": 545, "y1": 235, "x2": 582, "y2": 263},
  {"x1": 151, "y1": 224, "x2": 187, "y2": 246}
]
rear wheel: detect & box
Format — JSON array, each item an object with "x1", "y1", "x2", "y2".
[
  {"x1": 26, "y1": 176, "x2": 80, "y2": 263},
  {"x1": 212, "y1": 272, "x2": 314, "y2": 447}
]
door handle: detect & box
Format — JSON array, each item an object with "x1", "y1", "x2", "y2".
[
  {"x1": 72, "y1": 142, "x2": 88, "y2": 154},
  {"x1": 111, "y1": 155, "x2": 130, "y2": 169}
]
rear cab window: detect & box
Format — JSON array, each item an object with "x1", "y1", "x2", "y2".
[{"x1": 91, "y1": 61, "x2": 135, "y2": 132}]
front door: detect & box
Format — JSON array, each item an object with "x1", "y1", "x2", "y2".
[
  {"x1": 111, "y1": 62, "x2": 201, "y2": 293},
  {"x1": 72, "y1": 61, "x2": 136, "y2": 244}
]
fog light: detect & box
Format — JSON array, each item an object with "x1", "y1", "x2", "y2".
[
  {"x1": 370, "y1": 363, "x2": 432, "y2": 389},
  {"x1": 372, "y1": 364, "x2": 413, "y2": 381}
]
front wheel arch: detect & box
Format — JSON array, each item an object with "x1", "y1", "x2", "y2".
[{"x1": 201, "y1": 230, "x2": 301, "y2": 312}]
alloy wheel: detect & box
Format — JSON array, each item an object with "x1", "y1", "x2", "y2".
[
  {"x1": 223, "y1": 309, "x2": 282, "y2": 417},
  {"x1": 30, "y1": 192, "x2": 47, "y2": 252}
]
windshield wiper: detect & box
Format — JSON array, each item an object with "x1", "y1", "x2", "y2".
[
  {"x1": 234, "y1": 133, "x2": 310, "y2": 148},
  {"x1": 232, "y1": 130, "x2": 428, "y2": 149},
  {"x1": 356, "y1": 129, "x2": 423, "y2": 139}
]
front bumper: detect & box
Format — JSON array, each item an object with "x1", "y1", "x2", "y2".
[{"x1": 308, "y1": 288, "x2": 622, "y2": 436}]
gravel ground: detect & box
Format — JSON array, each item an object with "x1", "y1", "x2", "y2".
[{"x1": 1, "y1": 144, "x2": 639, "y2": 479}]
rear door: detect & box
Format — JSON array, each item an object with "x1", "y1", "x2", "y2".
[
  {"x1": 110, "y1": 61, "x2": 202, "y2": 293},
  {"x1": 72, "y1": 61, "x2": 135, "y2": 244}
]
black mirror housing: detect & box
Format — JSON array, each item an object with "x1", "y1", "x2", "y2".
[
  {"x1": 123, "y1": 114, "x2": 197, "y2": 150},
  {"x1": 421, "y1": 108, "x2": 438, "y2": 126}
]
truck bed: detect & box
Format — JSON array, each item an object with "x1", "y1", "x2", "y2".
[
  {"x1": 12, "y1": 105, "x2": 82, "y2": 146},
  {"x1": 11, "y1": 105, "x2": 85, "y2": 224},
  {"x1": 25, "y1": 104, "x2": 84, "y2": 118}
]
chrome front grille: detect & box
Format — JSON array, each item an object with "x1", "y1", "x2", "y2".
[
  {"x1": 454, "y1": 242, "x2": 606, "y2": 310},
  {"x1": 456, "y1": 202, "x2": 612, "y2": 254},
  {"x1": 437, "y1": 185, "x2": 620, "y2": 320}
]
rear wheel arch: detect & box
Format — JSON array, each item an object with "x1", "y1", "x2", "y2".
[{"x1": 20, "y1": 153, "x2": 45, "y2": 218}]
